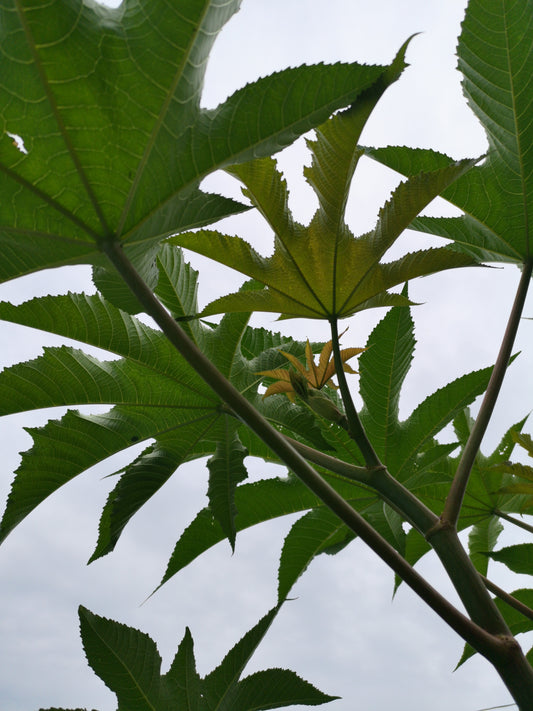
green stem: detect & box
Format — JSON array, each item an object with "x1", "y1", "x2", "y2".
[
  {"x1": 329, "y1": 316, "x2": 381, "y2": 466},
  {"x1": 281, "y1": 435, "x2": 373, "y2": 482},
  {"x1": 102, "y1": 238, "x2": 504, "y2": 659},
  {"x1": 427, "y1": 525, "x2": 512, "y2": 636},
  {"x1": 285, "y1": 435, "x2": 439, "y2": 532},
  {"x1": 442, "y1": 260, "x2": 533, "y2": 528},
  {"x1": 482, "y1": 575, "x2": 533, "y2": 623},
  {"x1": 493, "y1": 509, "x2": 533, "y2": 536}
]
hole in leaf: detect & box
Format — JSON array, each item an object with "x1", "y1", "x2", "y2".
[{"x1": 6, "y1": 132, "x2": 28, "y2": 155}]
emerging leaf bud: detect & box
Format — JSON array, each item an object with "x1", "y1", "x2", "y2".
[
  {"x1": 289, "y1": 369, "x2": 309, "y2": 401},
  {"x1": 306, "y1": 390, "x2": 347, "y2": 426}
]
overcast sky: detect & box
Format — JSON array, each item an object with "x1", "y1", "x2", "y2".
[{"x1": 1, "y1": 1, "x2": 533, "y2": 710}]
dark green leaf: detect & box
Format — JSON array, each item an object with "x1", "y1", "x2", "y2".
[
  {"x1": 277, "y1": 508, "x2": 350, "y2": 603},
  {"x1": 358, "y1": 300, "x2": 495, "y2": 484},
  {"x1": 90, "y1": 423, "x2": 219, "y2": 563},
  {"x1": 207, "y1": 419, "x2": 249, "y2": 551},
  {"x1": 358, "y1": 288, "x2": 415, "y2": 463},
  {"x1": 79, "y1": 606, "x2": 163, "y2": 711},
  {"x1": 202, "y1": 606, "x2": 280, "y2": 711},
  {"x1": 365, "y1": 0, "x2": 533, "y2": 263},
  {"x1": 225, "y1": 669, "x2": 338, "y2": 711},
  {"x1": 487, "y1": 544, "x2": 533, "y2": 576},
  {"x1": 162, "y1": 628, "x2": 202, "y2": 711},
  {"x1": 155, "y1": 245, "x2": 202, "y2": 342},
  {"x1": 1, "y1": 0, "x2": 413, "y2": 284}
]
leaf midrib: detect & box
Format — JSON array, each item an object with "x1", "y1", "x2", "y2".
[
  {"x1": 16, "y1": 1, "x2": 112, "y2": 238},
  {"x1": 116, "y1": 1, "x2": 213, "y2": 238},
  {"x1": 502, "y1": 4, "x2": 531, "y2": 260}
]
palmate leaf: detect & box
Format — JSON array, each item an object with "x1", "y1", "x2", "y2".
[
  {"x1": 171, "y1": 82, "x2": 478, "y2": 319},
  {"x1": 459, "y1": 412, "x2": 533, "y2": 527},
  {"x1": 89, "y1": 424, "x2": 220, "y2": 564},
  {"x1": 78, "y1": 604, "x2": 334, "y2": 711},
  {"x1": 0, "y1": 0, "x2": 414, "y2": 288},
  {"x1": 408, "y1": 410, "x2": 531, "y2": 580},
  {"x1": 0, "y1": 249, "x2": 330, "y2": 555},
  {"x1": 0, "y1": 278, "x2": 213, "y2": 544},
  {"x1": 201, "y1": 604, "x2": 337, "y2": 711},
  {"x1": 366, "y1": 0, "x2": 533, "y2": 265},
  {"x1": 160, "y1": 477, "x2": 322, "y2": 589},
  {"x1": 487, "y1": 431, "x2": 533, "y2": 501}
]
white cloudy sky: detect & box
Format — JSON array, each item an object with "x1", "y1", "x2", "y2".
[{"x1": 1, "y1": 1, "x2": 533, "y2": 710}]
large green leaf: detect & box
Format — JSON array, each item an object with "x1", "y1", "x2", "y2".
[
  {"x1": 358, "y1": 287, "x2": 414, "y2": 463},
  {"x1": 366, "y1": 0, "x2": 533, "y2": 264},
  {"x1": 80, "y1": 605, "x2": 169, "y2": 711},
  {"x1": 0, "y1": 249, "x2": 329, "y2": 552},
  {"x1": 0, "y1": 0, "x2": 413, "y2": 286},
  {"x1": 89, "y1": 425, "x2": 219, "y2": 564}
]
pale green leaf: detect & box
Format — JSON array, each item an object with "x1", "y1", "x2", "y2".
[
  {"x1": 173, "y1": 156, "x2": 477, "y2": 319},
  {"x1": 514, "y1": 432, "x2": 533, "y2": 458}
]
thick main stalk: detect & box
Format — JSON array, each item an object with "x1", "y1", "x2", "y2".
[{"x1": 102, "y1": 239, "x2": 502, "y2": 657}]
